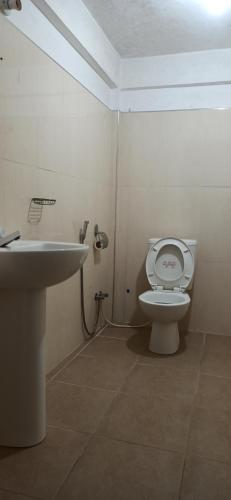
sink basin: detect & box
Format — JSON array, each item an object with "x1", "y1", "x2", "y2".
[
  {"x1": 0, "y1": 239, "x2": 89, "y2": 447},
  {"x1": 0, "y1": 240, "x2": 89, "y2": 288}
]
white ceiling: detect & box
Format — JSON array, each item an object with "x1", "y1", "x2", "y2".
[{"x1": 82, "y1": 0, "x2": 231, "y2": 57}]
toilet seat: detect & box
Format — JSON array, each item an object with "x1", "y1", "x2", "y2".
[
  {"x1": 146, "y1": 237, "x2": 194, "y2": 292},
  {"x1": 139, "y1": 290, "x2": 190, "y2": 306}
]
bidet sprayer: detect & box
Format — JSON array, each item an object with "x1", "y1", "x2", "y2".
[
  {"x1": 0, "y1": 0, "x2": 22, "y2": 11},
  {"x1": 79, "y1": 220, "x2": 89, "y2": 244}
]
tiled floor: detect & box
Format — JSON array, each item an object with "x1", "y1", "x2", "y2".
[{"x1": 1, "y1": 327, "x2": 231, "y2": 499}]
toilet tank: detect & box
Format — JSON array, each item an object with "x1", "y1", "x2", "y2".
[{"x1": 148, "y1": 238, "x2": 197, "y2": 290}]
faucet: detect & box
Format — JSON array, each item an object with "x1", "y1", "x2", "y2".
[
  {"x1": 79, "y1": 221, "x2": 89, "y2": 244},
  {"x1": 0, "y1": 230, "x2": 21, "y2": 247}
]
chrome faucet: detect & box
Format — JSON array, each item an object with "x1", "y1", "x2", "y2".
[
  {"x1": 0, "y1": 230, "x2": 21, "y2": 247},
  {"x1": 79, "y1": 221, "x2": 89, "y2": 244}
]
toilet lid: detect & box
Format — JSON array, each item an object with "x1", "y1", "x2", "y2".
[{"x1": 146, "y1": 238, "x2": 194, "y2": 291}]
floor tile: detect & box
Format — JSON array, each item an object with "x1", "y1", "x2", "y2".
[
  {"x1": 100, "y1": 326, "x2": 148, "y2": 341},
  {"x1": 3, "y1": 332, "x2": 230, "y2": 500},
  {"x1": 56, "y1": 350, "x2": 136, "y2": 391},
  {"x1": 180, "y1": 455, "x2": 231, "y2": 500},
  {"x1": 188, "y1": 407, "x2": 231, "y2": 462},
  {"x1": 136, "y1": 332, "x2": 205, "y2": 371},
  {"x1": 125, "y1": 329, "x2": 152, "y2": 354},
  {"x1": 201, "y1": 335, "x2": 231, "y2": 378},
  {"x1": 82, "y1": 336, "x2": 139, "y2": 359},
  {"x1": 97, "y1": 392, "x2": 193, "y2": 453},
  {"x1": 121, "y1": 363, "x2": 199, "y2": 398},
  {"x1": 47, "y1": 381, "x2": 115, "y2": 433},
  {"x1": 196, "y1": 374, "x2": 231, "y2": 412},
  {"x1": 46, "y1": 344, "x2": 88, "y2": 384},
  {"x1": 0, "y1": 426, "x2": 88, "y2": 500},
  {"x1": 0, "y1": 491, "x2": 34, "y2": 500},
  {"x1": 56, "y1": 436, "x2": 184, "y2": 500}
]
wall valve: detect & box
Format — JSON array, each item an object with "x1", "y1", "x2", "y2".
[{"x1": 95, "y1": 291, "x2": 109, "y2": 301}]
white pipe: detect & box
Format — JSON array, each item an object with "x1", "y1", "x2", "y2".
[{"x1": 102, "y1": 303, "x2": 151, "y2": 329}]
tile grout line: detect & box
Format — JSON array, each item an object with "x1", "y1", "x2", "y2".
[
  {"x1": 177, "y1": 333, "x2": 205, "y2": 498},
  {"x1": 51, "y1": 358, "x2": 141, "y2": 499},
  {"x1": 99, "y1": 333, "x2": 138, "y2": 341},
  {"x1": 136, "y1": 361, "x2": 201, "y2": 373},
  {"x1": 91, "y1": 356, "x2": 140, "y2": 434},
  {"x1": 52, "y1": 423, "x2": 185, "y2": 500},
  {"x1": 177, "y1": 457, "x2": 187, "y2": 500},
  {"x1": 49, "y1": 330, "x2": 213, "y2": 500},
  {"x1": 53, "y1": 427, "x2": 186, "y2": 499},
  {"x1": 52, "y1": 350, "x2": 141, "y2": 498},
  {"x1": 50, "y1": 331, "x2": 207, "y2": 439},
  {"x1": 47, "y1": 331, "x2": 106, "y2": 385},
  {"x1": 177, "y1": 333, "x2": 207, "y2": 499},
  {"x1": 94, "y1": 432, "x2": 187, "y2": 457},
  {"x1": 185, "y1": 334, "x2": 205, "y2": 448},
  {"x1": 53, "y1": 433, "x2": 94, "y2": 500},
  {"x1": 0, "y1": 485, "x2": 41, "y2": 500},
  {"x1": 47, "y1": 332, "x2": 132, "y2": 385},
  {"x1": 47, "y1": 423, "x2": 91, "y2": 436},
  {"x1": 25, "y1": 331, "x2": 231, "y2": 499},
  {"x1": 184, "y1": 450, "x2": 231, "y2": 466},
  {"x1": 54, "y1": 379, "x2": 119, "y2": 394},
  {"x1": 86, "y1": 349, "x2": 197, "y2": 455},
  {"x1": 199, "y1": 369, "x2": 231, "y2": 379}
]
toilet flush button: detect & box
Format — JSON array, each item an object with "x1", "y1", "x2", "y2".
[{"x1": 185, "y1": 275, "x2": 191, "y2": 279}]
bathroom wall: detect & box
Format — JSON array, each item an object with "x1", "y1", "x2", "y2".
[
  {"x1": 0, "y1": 15, "x2": 117, "y2": 371},
  {"x1": 114, "y1": 109, "x2": 231, "y2": 336},
  {"x1": 2, "y1": 13, "x2": 231, "y2": 369}
]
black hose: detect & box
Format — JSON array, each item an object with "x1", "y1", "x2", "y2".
[{"x1": 80, "y1": 266, "x2": 101, "y2": 338}]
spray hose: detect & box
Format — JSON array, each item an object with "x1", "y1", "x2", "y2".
[
  {"x1": 80, "y1": 267, "x2": 105, "y2": 338},
  {"x1": 101, "y1": 303, "x2": 150, "y2": 329},
  {"x1": 80, "y1": 265, "x2": 150, "y2": 339}
]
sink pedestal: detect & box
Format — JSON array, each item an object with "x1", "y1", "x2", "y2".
[
  {"x1": 0, "y1": 239, "x2": 89, "y2": 447},
  {"x1": 0, "y1": 289, "x2": 46, "y2": 447}
]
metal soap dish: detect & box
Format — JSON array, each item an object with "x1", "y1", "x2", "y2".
[{"x1": 28, "y1": 198, "x2": 56, "y2": 224}]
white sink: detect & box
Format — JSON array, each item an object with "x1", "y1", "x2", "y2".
[
  {"x1": 0, "y1": 240, "x2": 89, "y2": 448},
  {"x1": 0, "y1": 240, "x2": 89, "y2": 288}
]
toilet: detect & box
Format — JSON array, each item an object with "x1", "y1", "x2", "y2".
[{"x1": 139, "y1": 237, "x2": 197, "y2": 355}]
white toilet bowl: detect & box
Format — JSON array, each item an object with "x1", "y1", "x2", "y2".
[
  {"x1": 139, "y1": 290, "x2": 190, "y2": 354},
  {"x1": 139, "y1": 237, "x2": 197, "y2": 355}
]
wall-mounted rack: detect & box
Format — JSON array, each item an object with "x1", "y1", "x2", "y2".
[
  {"x1": 31, "y1": 198, "x2": 56, "y2": 206},
  {"x1": 28, "y1": 198, "x2": 56, "y2": 224}
]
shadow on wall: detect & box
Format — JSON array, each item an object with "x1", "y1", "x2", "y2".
[
  {"x1": 180, "y1": 271, "x2": 196, "y2": 333},
  {"x1": 131, "y1": 258, "x2": 149, "y2": 323},
  {"x1": 179, "y1": 300, "x2": 193, "y2": 333},
  {"x1": 94, "y1": 248, "x2": 102, "y2": 266}
]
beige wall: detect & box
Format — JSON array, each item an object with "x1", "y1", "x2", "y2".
[
  {"x1": 0, "y1": 16, "x2": 117, "y2": 372},
  {"x1": 2, "y1": 15, "x2": 231, "y2": 372},
  {"x1": 114, "y1": 109, "x2": 231, "y2": 336}
]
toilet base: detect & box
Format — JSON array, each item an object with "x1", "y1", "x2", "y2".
[{"x1": 149, "y1": 321, "x2": 180, "y2": 355}]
